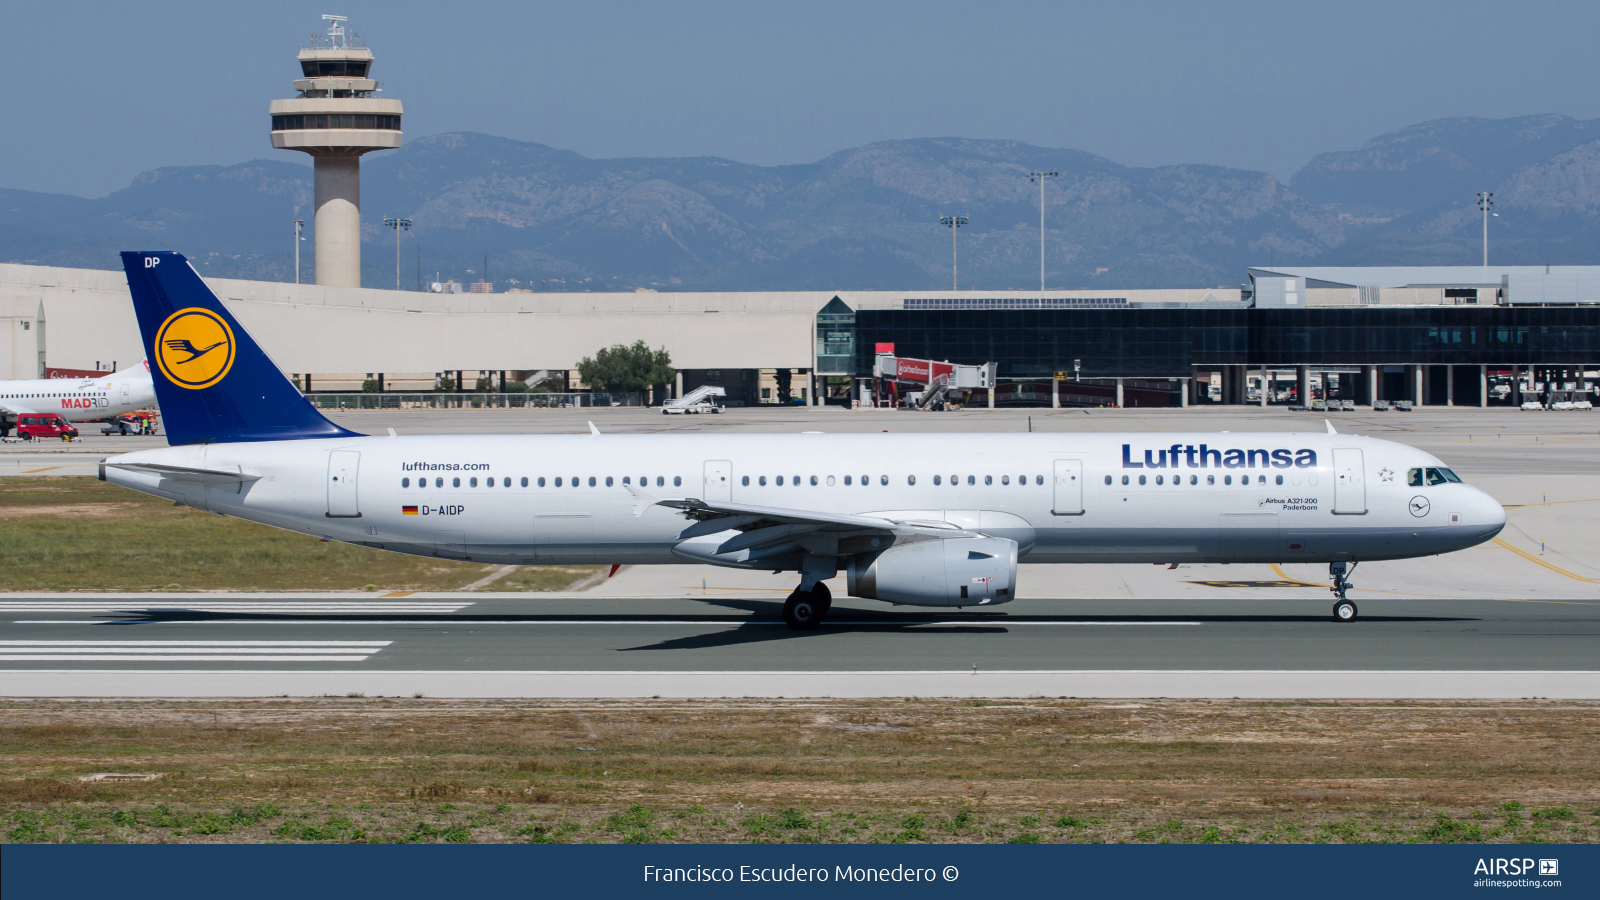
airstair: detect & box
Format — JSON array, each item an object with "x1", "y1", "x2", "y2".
[{"x1": 662, "y1": 385, "x2": 726, "y2": 415}]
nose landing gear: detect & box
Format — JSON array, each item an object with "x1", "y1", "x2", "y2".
[
  {"x1": 782, "y1": 581, "x2": 832, "y2": 630},
  {"x1": 1330, "y1": 561, "x2": 1358, "y2": 622}
]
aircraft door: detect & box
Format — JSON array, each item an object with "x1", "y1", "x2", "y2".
[
  {"x1": 434, "y1": 531, "x2": 467, "y2": 559},
  {"x1": 326, "y1": 450, "x2": 361, "y2": 517},
  {"x1": 1332, "y1": 448, "x2": 1366, "y2": 514},
  {"x1": 1219, "y1": 512, "x2": 1279, "y2": 561},
  {"x1": 704, "y1": 460, "x2": 732, "y2": 502},
  {"x1": 533, "y1": 513, "x2": 594, "y2": 562},
  {"x1": 1051, "y1": 459, "x2": 1083, "y2": 515}
]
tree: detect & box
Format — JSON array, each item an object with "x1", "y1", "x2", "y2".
[{"x1": 576, "y1": 341, "x2": 675, "y2": 393}]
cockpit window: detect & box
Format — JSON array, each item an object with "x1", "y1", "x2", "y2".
[{"x1": 1411, "y1": 467, "x2": 1462, "y2": 486}]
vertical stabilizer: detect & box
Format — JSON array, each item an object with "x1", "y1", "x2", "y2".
[{"x1": 119, "y1": 251, "x2": 361, "y2": 445}]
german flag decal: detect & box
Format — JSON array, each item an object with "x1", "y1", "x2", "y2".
[{"x1": 402, "y1": 506, "x2": 419, "y2": 515}]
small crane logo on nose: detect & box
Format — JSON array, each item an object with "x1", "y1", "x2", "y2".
[{"x1": 1409, "y1": 496, "x2": 1430, "y2": 517}]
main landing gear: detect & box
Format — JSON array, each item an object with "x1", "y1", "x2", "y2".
[
  {"x1": 1330, "y1": 561, "x2": 1358, "y2": 623},
  {"x1": 782, "y1": 581, "x2": 832, "y2": 631}
]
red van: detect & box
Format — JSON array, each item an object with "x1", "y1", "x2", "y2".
[{"x1": 16, "y1": 414, "x2": 79, "y2": 441}]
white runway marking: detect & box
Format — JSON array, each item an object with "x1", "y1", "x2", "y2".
[
  {"x1": 0, "y1": 640, "x2": 390, "y2": 662},
  {"x1": 0, "y1": 602, "x2": 471, "y2": 613}
]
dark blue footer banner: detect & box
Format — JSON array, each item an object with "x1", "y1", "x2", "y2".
[{"x1": 2, "y1": 844, "x2": 1593, "y2": 899}]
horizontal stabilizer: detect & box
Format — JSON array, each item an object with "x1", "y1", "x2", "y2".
[{"x1": 106, "y1": 461, "x2": 259, "y2": 485}]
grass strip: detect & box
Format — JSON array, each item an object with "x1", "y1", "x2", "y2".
[
  {"x1": 2, "y1": 698, "x2": 1596, "y2": 844},
  {"x1": 0, "y1": 477, "x2": 597, "y2": 592}
]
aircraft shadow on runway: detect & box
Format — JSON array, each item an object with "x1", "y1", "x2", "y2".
[{"x1": 89, "y1": 595, "x2": 1479, "y2": 644}]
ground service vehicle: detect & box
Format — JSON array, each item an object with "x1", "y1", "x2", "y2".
[{"x1": 16, "y1": 414, "x2": 78, "y2": 441}]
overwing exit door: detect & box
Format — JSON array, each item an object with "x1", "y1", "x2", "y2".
[
  {"x1": 704, "y1": 460, "x2": 732, "y2": 502},
  {"x1": 326, "y1": 450, "x2": 361, "y2": 517}
]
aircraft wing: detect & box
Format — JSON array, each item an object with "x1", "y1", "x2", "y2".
[
  {"x1": 0, "y1": 401, "x2": 42, "y2": 416},
  {"x1": 104, "y1": 462, "x2": 259, "y2": 485},
  {"x1": 625, "y1": 483, "x2": 976, "y2": 545}
]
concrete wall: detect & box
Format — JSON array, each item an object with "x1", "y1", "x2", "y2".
[
  {"x1": 0, "y1": 263, "x2": 1243, "y2": 377},
  {"x1": 0, "y1": 296, "x2": 42, "y2": 379}
]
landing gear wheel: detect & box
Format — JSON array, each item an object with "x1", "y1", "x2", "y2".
[
  {"x1": 811, "y1": 582, "x2": 832, "y2": 616},
  {"x1": 783, "y1": 591, "x2": 824, "y2": 631},
  {"x1": 1332, "y1": 599, "x2": 1358, "y2": 623}
]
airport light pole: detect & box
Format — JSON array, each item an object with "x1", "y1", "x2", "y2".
[
  {"x1": 1029, "y1": 171, "x2": 1058, "y2": 290},
  {"x1": 939, "y1": 215, "x2": 968, "y2": 290},
  {"x1": 383, "y1": 216, "x2": 412, "y2": 291},
  {"x1": 293, "y1": 219, "x2": 304, "y2": 284},
  {"x1": 1477, "y1": 191, "x2": 1496, "y2": 280}
]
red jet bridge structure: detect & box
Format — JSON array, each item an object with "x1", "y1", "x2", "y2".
[{"x1": 871, "y1": 351, "x2": 997, "y2": 409}]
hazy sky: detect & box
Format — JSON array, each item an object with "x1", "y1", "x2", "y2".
[{"x1": 7, "y1": 0, "x2": 1600, "y2": 197}]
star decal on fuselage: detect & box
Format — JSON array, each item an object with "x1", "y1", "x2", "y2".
[{"x1": 1378, "y1": 466, "x2": 1394, "y2": 482}]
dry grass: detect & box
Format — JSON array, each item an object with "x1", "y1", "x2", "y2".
[
  {"x1": 1, "y1": 698, "x2": 1597, "y2": 844},
  {"x1": 0, "y1": 477, "x2": 598, "y2": 591}
]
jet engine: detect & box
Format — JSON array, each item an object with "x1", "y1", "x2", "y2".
[{"x1": 846, "y1": 536, "x2": 1017, "y2": 607}]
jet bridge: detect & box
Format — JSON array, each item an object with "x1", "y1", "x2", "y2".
[{"x1": 871, "y1": 353, "x2": 996, "y2": 409}]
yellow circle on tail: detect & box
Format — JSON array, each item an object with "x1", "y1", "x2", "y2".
[{"x1": 154, "y1": 308, "x2": 236, "y2": 389}]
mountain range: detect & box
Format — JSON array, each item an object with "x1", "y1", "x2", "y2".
[{"x1": 4, "y1": 114, "x2": 1600, "y2": 291}]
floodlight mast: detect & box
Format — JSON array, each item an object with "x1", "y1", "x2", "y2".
[
  {"x1": 293, "y1": 218, "x2": 304, "y2": 284},
  {"x1": 1029, "y1": 171, "x2": 1058, "y2": 290},
  {"x1": 1477, "y1": 191, "x2": 1494, "y2": 277},
  {"x1": 939, "y1": 215, "x2": 968, "y2": 290},
  {"x1": 383, "y1": 216, "x2": 412, "y2": 291}
]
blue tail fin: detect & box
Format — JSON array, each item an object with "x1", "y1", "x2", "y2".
[{"x1": 120, "y1": 251, "x2": 361, "y2": 445}]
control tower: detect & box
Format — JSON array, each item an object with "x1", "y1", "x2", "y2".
[{"x1": 269, "y1": 15, "x2": 402, "y2": 288}]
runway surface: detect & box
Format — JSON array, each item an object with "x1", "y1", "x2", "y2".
[{"x1": 2, "y1": 589, "x2": 1597, "y2": 698}]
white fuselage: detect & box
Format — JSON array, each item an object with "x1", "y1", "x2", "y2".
[
  {"x1": 0, "y1": 363, "x2": 157, "y2": 423},
  {"x1": 103, "y1": 430, "x2": 1505, "y2": 569}
]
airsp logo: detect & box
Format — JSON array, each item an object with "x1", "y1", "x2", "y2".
[{"x1": 154, "y1": 307, "x2": 236, "y2": 390}]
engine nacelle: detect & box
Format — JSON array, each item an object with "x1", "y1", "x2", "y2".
[{"x1": 847, "y1": 536, "x2": 1018, "y2": 607}]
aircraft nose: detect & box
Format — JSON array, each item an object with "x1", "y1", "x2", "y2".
[{"x1": 1474, "y1": 487, "x2": 1506, "y2": 539}]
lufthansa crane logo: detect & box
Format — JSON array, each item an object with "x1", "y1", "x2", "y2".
[{"x1": 154, "y1": 307, "x2": 235, "y2": 389}]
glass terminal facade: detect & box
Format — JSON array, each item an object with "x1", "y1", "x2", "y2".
[
  {"x1": 836, "y1": 304, "x2": 1600, "y2": 407},
  {"x1": 852, "y1": 306, "x2": 1600, "y2": 377}
]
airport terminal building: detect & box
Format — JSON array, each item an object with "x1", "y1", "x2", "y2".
[{"x1": 2, "y1": 261, "x2": 1597, "y2": 409}]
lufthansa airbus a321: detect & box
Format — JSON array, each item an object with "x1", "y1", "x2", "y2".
[{"x1": 100, "y1": 251, "x2": 1506, "y2": 628}]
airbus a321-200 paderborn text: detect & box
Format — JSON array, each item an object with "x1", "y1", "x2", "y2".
[{"x1": 100, "y1": 252, "x2": 1506, "y2": 628}]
